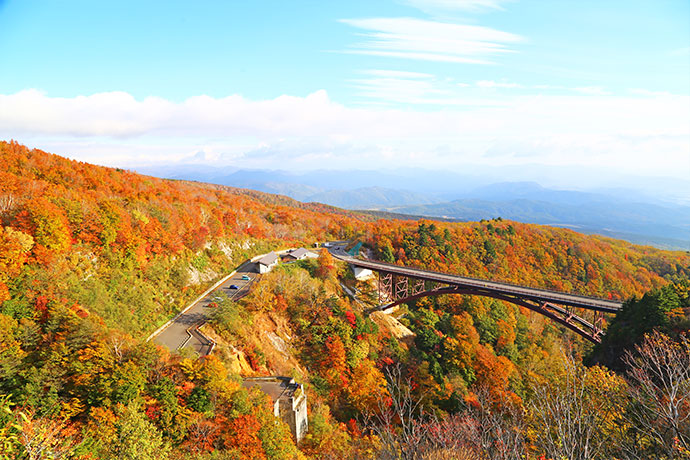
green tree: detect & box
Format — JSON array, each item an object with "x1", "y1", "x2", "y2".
[
  {"x1": 0, "y1": 395, "x2": 20, "y2": 460},
  {"x1": 109, "y1": 402, "x2": 170, "y2": 460},
  {"x1": 590, "y1": 281, "x2": 690, "y2": 371}
]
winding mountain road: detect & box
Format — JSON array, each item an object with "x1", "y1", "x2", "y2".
[{"x1": 151, "y1": 259, "x2": 258, "y2": 354}]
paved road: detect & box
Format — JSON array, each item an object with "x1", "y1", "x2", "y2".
[
  {"x1": 154, "y1": 260, "x2": 259, "y2": 354},
  {"x1": 328, "y1": 247, "x2": 622, "y2": 312}
]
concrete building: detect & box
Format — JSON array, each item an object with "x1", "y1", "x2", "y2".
[
  {"x1": 242, "y1": 377, "x2": 308, "y2": 442},
  {"x1": 283, "y1": 247, "x2": 317, "y2": 262},
  {"x1": 257, "y1": 251, "x2": 279, "y2": 274},
  {"x1": 353, "y1": 266, "x2": 374, "y2": 280}
]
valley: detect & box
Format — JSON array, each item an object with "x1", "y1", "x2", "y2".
[
  {"x1": 2, "y1": 1, "x2": 688, "y2": 458},
  {"x1": 1, "y1": 142, "x2": 688, "y2": 459}
]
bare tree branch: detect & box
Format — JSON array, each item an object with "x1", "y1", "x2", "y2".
[{"x1": 624, "y1": 331, "x2": 690, "y2": 458}]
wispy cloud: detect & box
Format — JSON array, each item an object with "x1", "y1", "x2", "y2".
[
  {"x1": 340, "y1": 17, "x2": 523, "y2": 64},
  {"x1": 351, "y1": 72, "x2": 515, "y2": 105},
  {"x1": 630, "y1": 88, "x2": 672, "y2": 97},
  {"x1": 352, "y1": 73, "x2": 457, "y2": 105},
  {"x1": 361, "y1": 69, "x2": 434, "y2": 79},
  {"x1": 405, "y1": 0, "x2": 513, "y2": 13},
  {"x1": 352, "y1": 73, "x2": 540, "y2": 104},
  {"x1": 476, "y1": 80, "x2": 523, "y2": 88},
  {"x1": 573, "y1": 86, "x2": 611, "y2": 96}
]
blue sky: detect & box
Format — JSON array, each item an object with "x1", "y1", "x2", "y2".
[
  {"x1": 2, "y1": 0, "x2": 687, "y2": 101},
  {"x1": 0, "y1": 0, "x2": 688, "y2": 189}
]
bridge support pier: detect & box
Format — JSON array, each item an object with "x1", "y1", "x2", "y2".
[
  {"x1": 344, "y1": 255, "x2": 620, "y2": 344},
  {"x1": 378, "y1": 272, "x2": 393, "y2": 304},
  {"x1": 375, "y1": 281, "x2": 609, "y2": 344}
]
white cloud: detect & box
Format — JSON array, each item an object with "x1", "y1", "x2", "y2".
[
  {"x1": 352, "y1": 73, "x2": 553, "y2": 104},
  {"x1": 351, "y1": 71, "x2": 513, "y2": 105},
  {"x1": 361, "y1": 69, "x2": 434, "y2": 79},
  {"x1": 476, "y1": 79, "x2": 523, "y2": 88},
  {"x1": 573, "y1": 86, "x2": 611, "y2": 96},
  {"x1": 629, "y1": 88, "x2": 672, "y2": 97},
  {"x1": 344, "y1": 50, "x2": 491, "y2": 64},
  {"x1": 340, "y1": 17, "x2": 523, "y2": 64},
  {"x1": 1, "y1": 89, "x2": 688, "y2": 181},
  {"x1": 405, "y1": 0, "x2": 513, "y2": 12},
  {"x1": 352, "y1": 71, "x2": 454, "y2": 105},
  {"x1": 532, "y1": 84, "x2": 563, "y2": 90},
  {"x1": 352, "y1": 76, "x2": 447, "y2": 104}
]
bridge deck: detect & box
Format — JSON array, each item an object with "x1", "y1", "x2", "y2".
[{"x1": 335, "y1": 255, "x2": 622, "y2": 312}]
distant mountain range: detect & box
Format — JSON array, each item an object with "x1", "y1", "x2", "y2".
[
  {"x1": 380, "y1": 201, "x2": 690, "y2": 250},
  {"x1": 133, "y1": 165, "x2": 690, "y2": 250}
]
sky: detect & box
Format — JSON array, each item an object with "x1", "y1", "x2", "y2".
[{"x1": 0, "y1": 0, "x2": 688, "y2": 191}]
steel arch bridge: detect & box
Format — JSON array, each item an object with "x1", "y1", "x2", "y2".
[{"x1": 335, "y1": 255, "x2": 622, "y2": 344}]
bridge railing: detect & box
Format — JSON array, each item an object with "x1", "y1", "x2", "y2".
[{"x1": 337, "y1": 255, "x2": 622, "y2": 309}]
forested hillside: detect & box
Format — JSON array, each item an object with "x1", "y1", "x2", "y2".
[
  {"x1": 0, "y1": 141, "x2": 688, "y2": 459},
  {"x1": 0, "y1": 141, "x2": 361, "y2": 337},
  {"x1": 368, "y1": 219, "x2": 688, "y2": 299}
]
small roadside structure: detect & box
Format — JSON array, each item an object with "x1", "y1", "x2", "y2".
[
  {"x1": 346, "y1": 241, "x2": 363, "y2": 256},
  {"x1": 353, "y1": 266, "x2": 374, "y2": 280},
  {"x1": 282, "y1": 247, "x2": 317, "y2": 262},
  {"x1": 257, "y1": 251, "x2": 279, "y2": 273},
  {"x1": 242, "y1": 376, "x2": 308, "y2": 442}
]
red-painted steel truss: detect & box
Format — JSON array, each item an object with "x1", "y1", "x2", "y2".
[{"x1": 376, "y1": 271, "x2": 606, "y2": 343}]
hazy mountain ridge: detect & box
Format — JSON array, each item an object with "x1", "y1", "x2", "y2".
[
  {"x1": 133, "y1": 164, "x2": 690, "y2": 205},
  {"x1": 134, "y1": 166, "x2": 690, "y2": 250},
  {"x1": 381, "y1": 198, "x2": 690, "y2": 250},
  {"x1": 307, "y1": 186, "x2": 442, "y2": 208}
]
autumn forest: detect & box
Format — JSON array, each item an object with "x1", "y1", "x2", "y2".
[{"x1": 0, "y1": 141, "x2": 689, "y2": 459}]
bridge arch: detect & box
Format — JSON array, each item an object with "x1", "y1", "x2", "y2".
[
  {"x1": 380, "y1": 286, "x2": 604, "y2": 343},
  {"x1": 333, "y1": 252, "x2": 620, "y2": 344}
]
